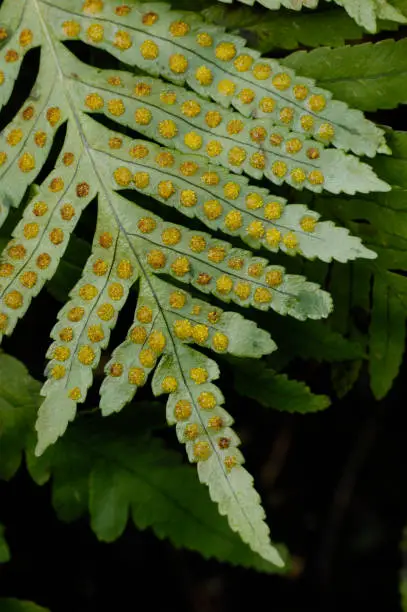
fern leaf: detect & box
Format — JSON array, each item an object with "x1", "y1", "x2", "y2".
[
  {"x1": 326, "y1": 0, "x2": 407, "y2": 31},
  {"x1": 202, "y1": 5, "x2": 367, "y2": 53},
  {"x1": 0, "y1": 351, "x2": 41, "y2": 480},
  {"x1": 0, "y1": 49, "x2": 68, "y2": 227},
  {"x1": 283, "y1": 38, "x2": 407, "y2": 112},
  {"x1": 46, "y1": 234, "x2": 90, "y2": 302},
  {"x1": 313, "y1": 129, "x2": 407, "y2": 398},
  {"x1": 331, "y1": 359, "x2": 363, "y2": 398},
  {"x1": 216, "y1": 0, "x2": 319, "y2": 10},
  {"x1": 72, "y1": 60, "x2": 385, "y2": 194},
  {"x1": 0, "y1": 127, "x2": 96, "y2": 335},
  {"x1": 0, "y1": 524, "x2": 10, "y2": 563},
  {"x1": 0, "y1": 351, "x2": 286, "y2": 570},
  {"x1": 369, "y1": 272, "x2": 406, "y2": 399},
  {"x1": 65, "y1": 56, "x2": 387, "y2": 195},
  {"x1": 260, "y1": 313, "x2": 365, "y2": 362},
  {"x1": 0, "y1": 600, "x2": 50, "y2": 612},
  {"x1": 100, "y1": 273, "x2": 276, "y2": 414},
  {"x1": 0, "y1": 3, "x2": 26, "y2": 49},
  {"x1": 30, "y1": 408, "x2": 289, "y2": 572},
  {"x1": 44, "y1": 0, "x2": 390, "y2": 157},
  {"x1": 233, "y1": 359, "x2": 330, "y2": 412},
  {"x1": 87, "y1": 117, "x2": 377, "y2": 260},
  {"x1": 213, "y1": 0, "x2": 406, "y2": 32},
  {"x1": 0, "y1": 0, "x2": 384, "y2": 564},
  {"x1": 0, "y1": 3, "x2": 28, "y2": 110},
  {"x1": 96, "y1": 271, "x2": 283, "y2": 563}
]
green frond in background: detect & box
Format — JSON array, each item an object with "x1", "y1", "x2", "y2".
[
  {"x1": 0, "y1": 523, "x2": 10, "y2": 564},
  {"x1": 312, "y1": 131, "x2": 407, "y2": 400},
  {"x1": 0, "y1": 0, "x2": 388, "y2": 566},
  {"x1": 214, "y1": 0, "x2": 407, "y2": 32},
  {"x1": 282, "y1": 37, "x2": 407, "y2": 112},
  {"x1": 0, "y1": 601, "x2": 50, "y2": 612}
]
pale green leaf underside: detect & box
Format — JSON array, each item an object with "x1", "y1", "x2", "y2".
[
  {"x1": 326, "y1": 0, "x2": 407, "y2": 31},
  {"x1": 81, "y1": 115, "x2": 377, "y2": 262},
  {"x1": 0, "y1": 2, "x2": 389, "y2": 193},
  {"x1": 0, "y1": 0, "x2": 283, "y2": 565},
  {"x1": 65, "y1": 52, "x2": 387, "y2": 195},
  {"x1": 43, "y1": 0, "x2": 389, "y2": 157},
  {"x1": 0, "y1": 0, "x2": 383, "y2": 564}
]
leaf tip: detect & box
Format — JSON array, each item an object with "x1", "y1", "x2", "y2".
[{"x1": 34, "y1": 391, "x2": 76, "y2": 456}]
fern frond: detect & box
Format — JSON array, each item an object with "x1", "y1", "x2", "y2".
[
  {"x1": 99, "y1": 272, "x2": 276, "y2": 417},
  {"x1": 0, "y1": 63, "x2": 59, "y2": 225},
  {"x1": 202, "y1": 4, "x2": 367, "y2": 54},
  {"x1": 326, "y1": 0, "x2": 407, "y2": 32},
  {"x1": 0, "y1": 349, "x2": 42, "y2": 481},
  {"x1": 44, "y1": 0, "x2": 391, "y2": 157},
  {"x1": 216, "y1": 0, "x2": 319, "y2": 10},
  {"x1": 65, "y1": 50, "x2": 386, "y2": 195},
  {"x1": 0, "y1": 351, "x2": 288, "y2": 571},
  {"x1": 312, "y1": 129, "x2": 407, "y2": 399},
  {"x1": 232, "y1": 359, "x2": 331, "y2": 412},
  {"x1": 0, "y1": 0, "x2": 385, "y2": 564},
  {"x1": 0, "y1": 599, "x2": 50, "y2": 612},
  {"x1": 283, "y1": 38, "x2": 407, "y2": 113},
  {"x1": 88, "y1": 117, "x2": 377, "y2": 261},
  {"x1": 213, "y1": 0, "x2": 407, "y2": 32},
  {"x1": 0, "y1": 523, "x2": 10, "y2": 563}
]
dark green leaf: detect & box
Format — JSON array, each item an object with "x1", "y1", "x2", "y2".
[
  {"x1": 0, "y1": 523, "x2": 10, "y2": 563},
  {"x1": 369, "y1": 272, "x2": 406, "y2": 399},
  {"x1": 331, "y1": 360, "x2": 363, "y2": 398},
  {"x1": 264, "y1": 315, "x2": 365, "y2": 363},
  {"x1": 0, "y1": 601, "x2": 49, "y2": 612},
  {"x1": 283, "y1": 39, "x2": 407, "y2": 111},
  {"x1": 28, "y1": 410, "x2": 289, "y2": 573},
  {"x1": 233, "y1": 361, "x2": 330, "y2": 413},
  {"x1": 203, "y1": 5, "x2": 365, "y2": 53},
  {"x1": 0, "y1": 352, "x2": 41, "y2": 480},
  {"x1": 313, "y1": 131, "x2": 407, "y2": 399}
]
